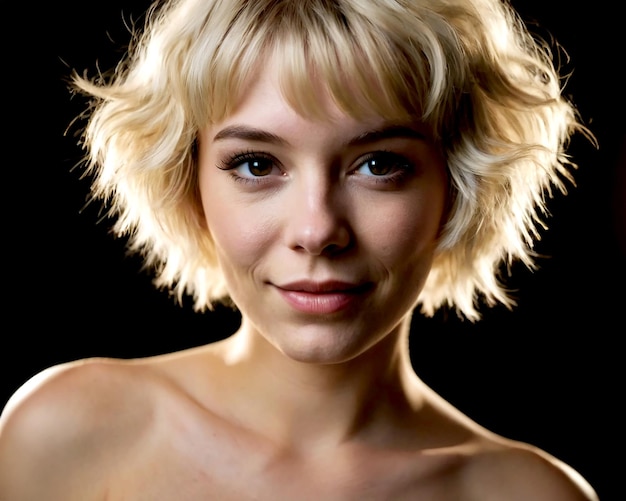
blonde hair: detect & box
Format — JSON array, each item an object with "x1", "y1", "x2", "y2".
[{"x1": 71, "y1": 0, "x2": 592, "y2": 321}]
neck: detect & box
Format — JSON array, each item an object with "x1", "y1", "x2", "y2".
[{"x1": 221, "y1": 315, "x2": 425, "y2": 453}]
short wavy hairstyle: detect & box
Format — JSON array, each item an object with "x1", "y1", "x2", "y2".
[{"x1": 71, "y1": 0, "x2": 592, "y2": 321}]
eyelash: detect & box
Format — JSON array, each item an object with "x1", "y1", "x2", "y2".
[
  {"x1": 216, "y1": 149, "x2": 415, "y2": 186},
  {"x1": 353, "y1": 151, "x2": 414, "y2": 185},
  {"x1": 217, "y1": 150, "x2": 280, "y2": 185}
]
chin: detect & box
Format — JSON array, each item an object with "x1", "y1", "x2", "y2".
[{"x1": 272, "y1": 323, "x2": 393, "y2": 366}]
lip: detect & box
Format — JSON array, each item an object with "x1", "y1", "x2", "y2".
[{"x1": 273, "y1": 280, "x2": 373, "y2": 314}]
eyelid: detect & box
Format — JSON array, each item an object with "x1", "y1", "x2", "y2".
[
  {"x1": 216, "y1": 149, "x2": 285, "y2": 187},
  {"x1": 346, "y1": 151, "x2": 418, "y2": 189},
  {"x1": 352, "y1": 150, "x2": 414, "y2": 174},
  {"x1": 217, "y1": 149, "x2": 276, "y2": 171}
]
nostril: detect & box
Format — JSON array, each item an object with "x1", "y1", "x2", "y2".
[
  {"x1": 291, "y1": 223, "x2": 352, "y2": 256},
  {"x1": 286, "y1": 179, "x2": 352, "y2": 255},
  {"x1": 322, "y1": 240, "x2": 352, "y2": 256}
]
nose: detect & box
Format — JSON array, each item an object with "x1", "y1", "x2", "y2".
[{"x1": 285, "y1": 176, "x2": 351, "y2": 256}]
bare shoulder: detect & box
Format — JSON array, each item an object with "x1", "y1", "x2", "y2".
[
  {"x1": 463, "y1": 439, "x2": 599, "y2": 501},
  {"x1": 0, "y1": 358, "x2": 159, "y2": 500}
]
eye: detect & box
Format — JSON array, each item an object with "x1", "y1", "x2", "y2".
[
  {"x1": 235, "y1": 157, "x2": 275, "y2": 178},
  {"x1": 353, "y1": 151, "x2": 414, "y2": 183},
  {"x1": 218, "y1": 151, "x2": 282, "y2": 182}
]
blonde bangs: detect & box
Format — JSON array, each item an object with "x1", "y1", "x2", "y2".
[
  {"x1": 272, "y1": 20, "x2": 426, "y2": 123},
  {"x1": 196, "y1": 0, "x2": 457, "y2": 128}
]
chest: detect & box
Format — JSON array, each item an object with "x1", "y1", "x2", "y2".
[{"x1": 103, "y1": 427, "x2": 469, "y2": 500}]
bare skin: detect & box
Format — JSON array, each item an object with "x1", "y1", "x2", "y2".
[
  {"x1": 0, "y1": 56, "x2": 598, "y2": 500},
  {"x1": 0, "y1": 323, "x2": 596, "y2": 500}
]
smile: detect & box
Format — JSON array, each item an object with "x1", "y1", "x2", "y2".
[{"x1": 273, "y1": 281, "x2": 374, "y2": 314}]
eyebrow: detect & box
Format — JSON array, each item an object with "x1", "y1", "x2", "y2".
[
  {"x1": 348, "y1": 125, "x2": 426, "y2": 146},
  {"x1": 212, "y1": 124, "x2": 426, "y2": 146},
  {"x1": 213, "y1": 126, "x2": 287, "y2": 145}
]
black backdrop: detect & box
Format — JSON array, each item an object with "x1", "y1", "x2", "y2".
[{"x1": 5, "y1": 1, "x2": 624, "y2": 499}]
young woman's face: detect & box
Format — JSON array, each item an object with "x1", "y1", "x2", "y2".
[{"x1": 198, "y1": 62, "x2": 448, "y2": 364}]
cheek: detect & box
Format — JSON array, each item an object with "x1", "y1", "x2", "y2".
[
  {"x1": 201, "y1": 193, "x2": 277, "y2": 270},
  {"x1": 360, "y1": 190, "x2": 446, "y2": 264},
  {"x1": 198, "y1": 153, "x2": 283, "y2": 278}
]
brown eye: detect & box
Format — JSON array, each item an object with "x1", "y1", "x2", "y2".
[
  {"x1": 355, "y1": 152, "x2": 412, "y2": 178},
  {"x1": 366, "y1": 157, "x2": 393, "y2": 176},
  {"x1": 245, "y1": 158, "x2": 274, "y2": 177},
  {"x1": 219, "y1": 152, "x2": 280, "y2": 179}
]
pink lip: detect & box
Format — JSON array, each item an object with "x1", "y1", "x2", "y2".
[{"x1": 274, "y1": 280, "x2": 373, "y2": 314}]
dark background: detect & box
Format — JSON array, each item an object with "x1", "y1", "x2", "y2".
[{"x1": 5, "y1": 1, "x2": 624, "y2": 499}]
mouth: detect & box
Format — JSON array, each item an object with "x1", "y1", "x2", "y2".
[
  {"x1": 273, "y1": 280, "x2": 374, "y2": 314},
  {"x1": 277, "y1": 280, "x2": 371, "y2": 293}
]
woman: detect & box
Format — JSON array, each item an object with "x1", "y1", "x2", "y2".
[{"x1": 0, "y1": 0, "x2": 599, "y2": 499}]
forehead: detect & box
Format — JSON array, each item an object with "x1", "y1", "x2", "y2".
[
  {"x1": 220, "y1": 51, "x2": 418, "y2": 127},
  {"x1": 199, "y1": 55, "x2": 443, "y2": 161},
  {"x1": 209, "y1": 57, "x2": 429, "y2": 145},
  {"x1": 227, "y1": 56, "x2": 341, "y2": 121}
]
